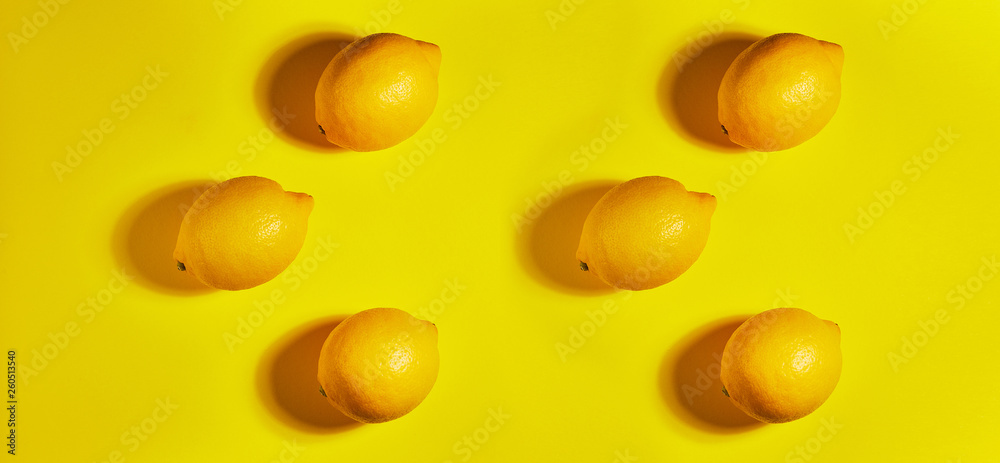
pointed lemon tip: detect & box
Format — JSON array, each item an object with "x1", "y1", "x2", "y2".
[
  {"x1": 690, "y1": 191, "x2": 717, "y2": 214},
  {"x1": 417, "y1": 40, "x2": 441, "y2": 73},
  {"x1": 288, "y1": 192, "x2": 315, "y2": 213},
  {"x1": 820, "y1": 40, "x2": 844, "y2": 72}
]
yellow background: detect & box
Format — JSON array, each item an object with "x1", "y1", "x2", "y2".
[{"x1": 2, "y1": 0, "x2": 998, "y2": 461}]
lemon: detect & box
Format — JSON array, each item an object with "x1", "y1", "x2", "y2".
[
  {"x1": 317, "y1": 307, "x2": 439, "y2": 423},
  {"x1": 575, "y1": 176, "x2": 716, "y2": 291},
  {"x1": 718, "y1": 33, "x2": 844, "y2": 151},
  {"x1": 720, "y1": 308, "x2": 842, "y2": 423},
  {"x1": 315, "y1": 33, "x2": 441, "y2": 151},
  {"x1": 172, "y1": 176, "x2": 313, "y2": 291}
]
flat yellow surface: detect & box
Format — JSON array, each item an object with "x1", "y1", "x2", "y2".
[{"x1": 2, "y1": 0, "x2": 998, "y2": 461}]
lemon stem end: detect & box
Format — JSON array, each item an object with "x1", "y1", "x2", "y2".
[
  {"x1": 176, "y1": 261, "x2": 186, "y2": 272},
  {"x1": 319, "y1": 386, "x2": 327, "y2": 397},
  {"x1": 579, "y1": 261, "x2": 589, "y2": 272},
  {"x1": 722, "y1": 386, "x2": 730, "y2": 397}
]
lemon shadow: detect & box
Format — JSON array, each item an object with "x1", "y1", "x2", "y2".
[
  {"x1": 658, "y1": 33, "x2": 762, "y2": 153},
  {"x1": 516, "y1": 181, "x2": 619, "y2": 296},
  {"x1": 257, "y1": 316, "x2": 363, "y2": 433},
  {"x1": 659, "y1": 315, "x2": 764, "y2": 433},
  {"x1": 111, "y1": 180, "x2": 216, "y2": 295},
  {"x1": 255, "y1": 31, "x2": 357, "y2": 152}
]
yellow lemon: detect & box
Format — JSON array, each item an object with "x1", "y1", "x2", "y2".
[
  {"x1": 718, "y1": 33, "x2": 844, "y2": 151},
  {"x1": 172, "y1": 176, "x2": 313, "y2": 291},
  {"x1": 315, "y1": 33, "x2": 441, "y2": 151},
  {"x1": 721, "y1": 308, "x2": 842, "y2": 423},
  {"x1": 317, "y1": 307, "x2": 439, "y2": 423},
  {"x1": 575, "y1": 176, "x2": 716, "y2": 291}
]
